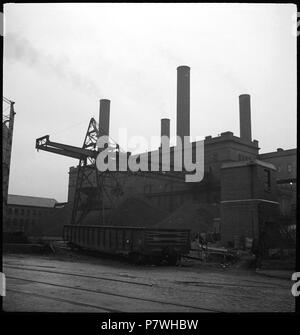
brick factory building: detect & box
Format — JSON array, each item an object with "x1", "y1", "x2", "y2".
[
  {"x1": 3, "y1": 67, "x2": 296, "y2": 249},
  {"x1": 66, "y1": 66, "x2": 296, "y2": 248},
  {"x1": 4, "y1": 194, "x2": 67, "y2": 241}
]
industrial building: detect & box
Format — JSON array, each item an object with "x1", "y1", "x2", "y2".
[
  {"x1": 4, "y1": 195, "x2": 66, "y2": 241},
  {"x1": 63, "y1": 66, "x2": 296, "y2": 249},
  {"x1": 3, "y1": 66, "x2": 296, "y2": 251}
]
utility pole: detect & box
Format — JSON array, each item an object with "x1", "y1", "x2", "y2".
[{"x1": 2, "y1": 97, "x2": 16, "y2": 232}]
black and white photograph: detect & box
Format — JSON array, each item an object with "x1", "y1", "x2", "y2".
[{"x1": 1, "y1": 2, "x2": 298, "y2": 319}]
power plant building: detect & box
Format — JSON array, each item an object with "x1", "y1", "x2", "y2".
[
  {"x1": 66, "y1": 66, "x2": 296, "y2": 248},
  {"x1": 2, "y1": 66, "x2": 296, "y2": 249}
]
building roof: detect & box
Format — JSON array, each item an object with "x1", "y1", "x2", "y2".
[
  {"x1": 7, "y1": 194, "x2": 57, "y2": 208},
  {"x1": 259, "y1": 148, "x2": 297, "y2": 159},
  {"x1": 221, "y1": 159, "x2": 276, "y2": 171}
]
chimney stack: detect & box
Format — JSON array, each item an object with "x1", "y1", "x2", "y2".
[
  {"x1": 99, "y1": 99, "x2": 110, "y2": 138},
  {"x1": 160, "y1": 118, "x2": 170, "y2": 147},
  {"x1": 239, "y1": 94, "x2": 252, "y2": 142},
  {"x1": 177, "y1": 65, "x2": 190, "y2": 144}
]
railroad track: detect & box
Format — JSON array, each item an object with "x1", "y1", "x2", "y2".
[
  {"x1": 4, "y1": 263, "x2": 287, "y2": 290},
  {"x1": 4, "y1": 263, "x2": 291, "y2": 313},
  {"x1": 4, "y1": 265, "x2": 262, "y2": 301},
  {"x1": 4, "y1": 263, "x2": 262, "y2": 302},
  {"x1": 174, "y1": 279, "x2": 287, "y2": 290},
  {"x1": 6, "y1": 288, "x2": 122, "y2": 312},
  {"x1": 4, "y1": 264, "x2": 154, "y2": 287},
  {"x1": 6, "y1": 274, "x2": 221, "y2": 312}
]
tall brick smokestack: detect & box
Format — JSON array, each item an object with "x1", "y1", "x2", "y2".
[
  {"x1": 160, "y1": 118, "x2": 170, "y2": 147},
  {"x1": 99, "y1": 99, "x2": 110, "y2": 138},
  {"x1": 239, "y1": 94, "x2": 252, "y2": 142},
  {"x1": 176, "y1": 66, "x2": 190, "y2": 143}
]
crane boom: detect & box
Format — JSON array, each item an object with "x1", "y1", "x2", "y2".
[{"x1": 35, "y1": 135, "x2": 97, "y2": 160}]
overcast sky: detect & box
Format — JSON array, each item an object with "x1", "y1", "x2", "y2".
[{"x1": 3, "y1": 3, "x2": 297, "y2": 202}]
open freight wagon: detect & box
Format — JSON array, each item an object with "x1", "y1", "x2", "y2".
[{"x1": 63, "y1": 225, "x2": 190, "y2": 265}]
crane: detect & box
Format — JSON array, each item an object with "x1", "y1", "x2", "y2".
[
  {"x1": 36, "y1": 115, "x2": 188, "y2": 226},
  {"x1": 36, "y1": 117, "x2": 125, "y2": 226}
]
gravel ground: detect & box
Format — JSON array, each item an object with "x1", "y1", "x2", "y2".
[{"x1": 2, "y1": 251, "x2": 295, "y2": 313}]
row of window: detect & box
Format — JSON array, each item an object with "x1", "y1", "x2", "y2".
[
  {"x1": 238, "y1": 154, "x2": 252, "y2": 161},
  {"x1": 6, "y1": 207, "x2": 50, "y2": 217},
  {"x1": 6, "y1": 218, "x2": 36, "y2": 226},
  {"x1": 237, "y1": 154, "x2": 294, "y2": 174},
  {"x1": 277, "y1": 164, "x2": 294, "y2": 173}
]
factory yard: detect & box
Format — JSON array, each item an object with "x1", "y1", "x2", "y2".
[{"x1": 3, "y1": 251, "x2": 295, "y2": 313}]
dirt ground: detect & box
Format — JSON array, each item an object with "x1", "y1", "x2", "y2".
[{"x1": 2, "y1": 251, "x2": 295, "y2": 313}]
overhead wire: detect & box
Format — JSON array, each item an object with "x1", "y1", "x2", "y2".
[
  {"x1": 49, "y1": 118, "x2": 92, "y2": 137},
  {"x1": 3, "y1": 96, "x2": 12, "y2": 104}
]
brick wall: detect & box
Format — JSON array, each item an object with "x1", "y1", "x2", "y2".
[{"x1": 220, "y1": 160, "x2": 280, "y2": 246}]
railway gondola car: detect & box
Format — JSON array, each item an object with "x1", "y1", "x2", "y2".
[{"x1": 63, "y1": 225, "x2": 190, "y2": 265}]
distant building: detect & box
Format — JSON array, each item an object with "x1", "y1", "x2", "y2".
[
  {"x1": 259, "y1": 148, "x2": 296, "y2": 182},
  {"x1": 259, "y1": 148, "x2": 296, "y2": 221},
  {"x1": 4, "y1": 194, "x2": 67, "y2": 240}
]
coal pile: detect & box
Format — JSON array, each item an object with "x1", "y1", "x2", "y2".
[
  {"x1": 154, "y1": 201, "x2": 219, "y2": 233},
  {"x1": 111, "y1": 196, "x2": 169, "y2": 227}
]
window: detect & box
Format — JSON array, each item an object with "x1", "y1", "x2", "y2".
[
  {"x1": 212, "y1": 153, "x2": 218, "y2": 162},
  {"x1": 21, "y1": 208, "x2": 25, "y2": 215},
  {"x1": 33, "y1": 210, "x2": 36, "y2": 216},
  {"x1": 144, "y1": 184, "x2": 152, "y2": 194},
  {"x1": 27, "y1": 209, "x2": 30, "y2": 216},
  {"x1": 263, "y1": 169, "x2": 271, "y2": 191},
  {"x1": 7, "y1": 207, "x2": 12, "y2": 215},
  {"x1": 14, "y1": 208, "x2": 19, "y2": 215},
  {"x1": 239, "y1": 153, "x2": 251, "y2": 161},
  {"x1": 287, "y1": 164, "x2": 293, "y2": 173}
]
